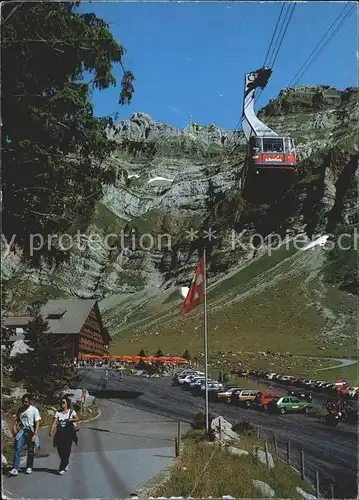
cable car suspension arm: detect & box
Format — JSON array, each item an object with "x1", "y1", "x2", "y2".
[{"x1": 241, "y1": 68, "x2": 278, "y2": 141}]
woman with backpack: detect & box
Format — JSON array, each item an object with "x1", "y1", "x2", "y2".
[{"x1": 49, "y1": 395, "x2": 79, "y2": 475}]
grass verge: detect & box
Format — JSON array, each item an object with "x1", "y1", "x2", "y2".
[{"x1": 149, "y1": 427, "x2": 312, "y2": 498}]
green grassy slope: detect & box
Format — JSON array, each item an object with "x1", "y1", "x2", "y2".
[{"x1": 107, "y1": 243, "x2": 356, "y2": 366}]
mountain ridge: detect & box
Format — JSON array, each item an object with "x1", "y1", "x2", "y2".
[{"x1": 2, "y1": 84, "x2": 358, "y2": 350}]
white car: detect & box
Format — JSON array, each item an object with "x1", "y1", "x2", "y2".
[
  {"x1": 217, "y1": 387, "x2": 244, "y2": 398},
  {"x1": 200, "y1": 382, "x2": 224, "y2": 391},
  {"x1": 178, "y1": 370, "x2": 203, "y2": 378},
  {"x1": 178, "y1": 374, "x2": 196, "y2": 384},
  {"x1": 302, "y1": 379, "x2": 314, "y2": 386},
  {"x1": 188, "y1": 377, "x2": 216, "y2": 389},
  {"x1": 315, "y1": 381, "x2": 327, "y2": 387},
  {"x1": 178, "y1": 369, "x2": 197, "y2": 377},
  {"x1": 188, "y1": 377, "x2": 207, "y2": 388},
  {"x1": 178, "y1": 373, "x2": 205, "y2": 385},
  {"x1": 343, "y1": 386, "x2": 358, "y2": 396}
]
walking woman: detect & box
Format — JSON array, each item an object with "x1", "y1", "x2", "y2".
[{"x1": 49, "y1": 396, "x2": 79, "y2": 474}]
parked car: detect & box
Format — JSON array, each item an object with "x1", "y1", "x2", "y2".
[
  {"x1": 228, "y1": 389, "x2": 258, "y2": 408},
  {"x1": 188, "y1": 377, "x2": 215, "y2": 390},
  {"x1": 197, "y1": 382, "x2": 224, "y2": 394},
  {"x1": 185, "y1": 377, "x2": 207, "y2": 389},
  {"x1": 178, "y1": 373, "x2": 205, "y2": 385},
  {"x1": 252, "y1": 390, "x2": 280, "y2": 410},
  {"x1": 340, "y1": 386, "x2": 358, "y2": 398},
  {"x1": 267, "y1": 396, "x2": 313, "y2": 414},
  {"x1": 314, "y1": 380, "x2": 327, "y2": 389},
  {"x1": 173, "y1": 369, "x2": 197, "y2": 380},
  {"x1": 278, "y1": 375, "x2": 293, "y2": 384},
  {"x1": 287, "y1": 390, "x2": 312, "y2": 403},
  {"x1": 301, "y1": 379, "x2": 315, "y2": 388},
  {"x1": 213, "y1": 387, "x2": 244, "y2": 401}
]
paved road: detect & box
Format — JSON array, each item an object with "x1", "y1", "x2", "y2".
[
  {"x1": 3, "y1": 371, "x2": 183, "y2": 499},
  {"x1": 315, "y1": 357, "x2": 357, "y2": 371},
  {"x1": 79, "y1": 369, "x2": 357, "y2": 499}
]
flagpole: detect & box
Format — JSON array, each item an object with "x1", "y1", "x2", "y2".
[{"x1": 203, "y1": 247, "x2": 209, "y2": 434}]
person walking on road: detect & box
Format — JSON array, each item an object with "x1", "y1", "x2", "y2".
[
  {"x1": 49, "y1": 396, "x2": 79, "y2": 475},
  {"x1": 9, "y1": 394, "x2": 41, "y2": 476}
]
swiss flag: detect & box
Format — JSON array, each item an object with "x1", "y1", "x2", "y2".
[
  {"x1": 181, "y1": 255, "x2": 205, "y2": 316},
  {"x1": 335, "y1": 376, "x2": 345, "y2": 388}
]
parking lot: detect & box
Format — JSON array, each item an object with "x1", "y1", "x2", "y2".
[{"x1": 80, "y1": 367, "x2": 358, "y2": 499}]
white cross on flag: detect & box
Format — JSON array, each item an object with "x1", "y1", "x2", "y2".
[
  {"x1": 335, "y1": 376, "x2": 345, "y2": 388},
  {"x1": 181, "y1": 255, "x2": 205, "y2": 316}
]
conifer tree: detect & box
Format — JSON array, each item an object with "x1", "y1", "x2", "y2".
[
  {"x1": 10, "y1": 315, "x2": 76, "y2": 401},
  {"x1": 183, "y1": 349, "x2": 191, "y2": 361},
  {"x1": 2, "y1": 2, "x2": 134, "y2": 264}
]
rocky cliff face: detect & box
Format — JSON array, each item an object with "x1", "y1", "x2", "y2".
[{"x1": 2, "y1": 85, "x2": 358, "y2": 317}]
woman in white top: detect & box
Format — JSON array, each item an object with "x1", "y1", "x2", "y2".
[{"x1": 49, "y1": 396, "x2": 79, "y2": 474}]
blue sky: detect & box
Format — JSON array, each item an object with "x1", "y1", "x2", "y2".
[{"x1": 78, "y1": 1, "x2": 358, "y2": 129}]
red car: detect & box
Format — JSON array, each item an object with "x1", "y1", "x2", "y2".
[{"x1": 252, "y1": 390, "x2": 280, "y2": 410}]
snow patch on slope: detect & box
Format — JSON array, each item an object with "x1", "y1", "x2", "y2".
[{"x1": 301, "y1": 235, "x2": 329, "y2": 251}]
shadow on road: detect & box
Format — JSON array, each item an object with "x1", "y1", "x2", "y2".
[
  {"x1": 2, "y1": 467, "x2": 59, "y2": 476},
  {"x1": 84, "y1": 426, "x2": 175, "y2": 442},
  {"x1": 88, "y1": 389, "x2": 143, "y2": 399},
  {"x1": 34, "y1": 452, "x2": 50, "y2": 458},
  {"x1": 86, "y1": 426, "x2": 110, "y2": 433},
  {"x1": 106, "y1": 397, "x2": 193, "y2": 425}
]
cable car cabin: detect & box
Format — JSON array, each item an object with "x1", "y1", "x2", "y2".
[{"x1": 249, "y1": 136, "x2": 296, "y2": 170}]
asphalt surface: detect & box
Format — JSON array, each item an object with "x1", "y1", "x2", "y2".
[
  {"x1": 79, "y1": 369, "x2": 357, "y2": 499},
  {"x1": 2, "y1": 370, "x2": 184, "y2": 499}
]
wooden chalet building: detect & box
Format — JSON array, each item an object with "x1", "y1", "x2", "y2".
[{"x1": 4, "y1": 299, "x2": 111, "y2": 359}]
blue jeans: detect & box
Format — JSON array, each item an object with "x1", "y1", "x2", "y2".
[{"x1": 13, "y1": 430, "x2": 35, "y2": 470}]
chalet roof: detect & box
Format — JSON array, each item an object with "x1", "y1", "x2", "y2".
[{"x1": 40, "y1": 299, "x2": 97, "y2": 334}]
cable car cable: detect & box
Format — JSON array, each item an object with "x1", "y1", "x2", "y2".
[
  {"x1": 288, "y1": 3, "x2": 351, "y2": 87},
  {"x1": 239, "y1": 3, "x2": 293, "y2": 135},
  {"x1": 252, "y1": 4, "x2": 286, "y2": 112},
  {"x1": 256, "y1": 4, "x2": 290, "y2": 104},
  {"x1": 288, "y1": 3, "x2": 350, "y2": 87},
  {"x1": 228, "y1": 2, "x2": 293, "y2": 156},
  {"x1": 262, "y1": 3, "x2": 286, "y2": 67},
  {"x1": 269, "y1": 3, "x2": 296, "y2": 70},
  {"x1": 228, "y1": 3, "x2": 349, "y2": 161},
  {"x1": 234, "y1": 4, "x2": 353, "y2": 186},
  {"x1": 267, "y1": 3, "x2": 293, "y2": 69},
  {"x1": 255, "y1": 3, "x2": 296, "y2": 107},
  {"x1": 290, "y1": 4, "x2": 355, "y2": 87}
]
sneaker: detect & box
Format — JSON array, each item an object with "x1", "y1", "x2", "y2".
[
  {"x1": 59, "y1": 470, "x2": 65, "y2": 475},
  {"x1": 25, "y1": 468, "x2": 32, "y2": 474},
  {"x1": 64, "y1": 465, "x2": 69, "y2": 472},
  {"x1": 9, "y1": 469, "x2": 18, "y2": 476}
]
